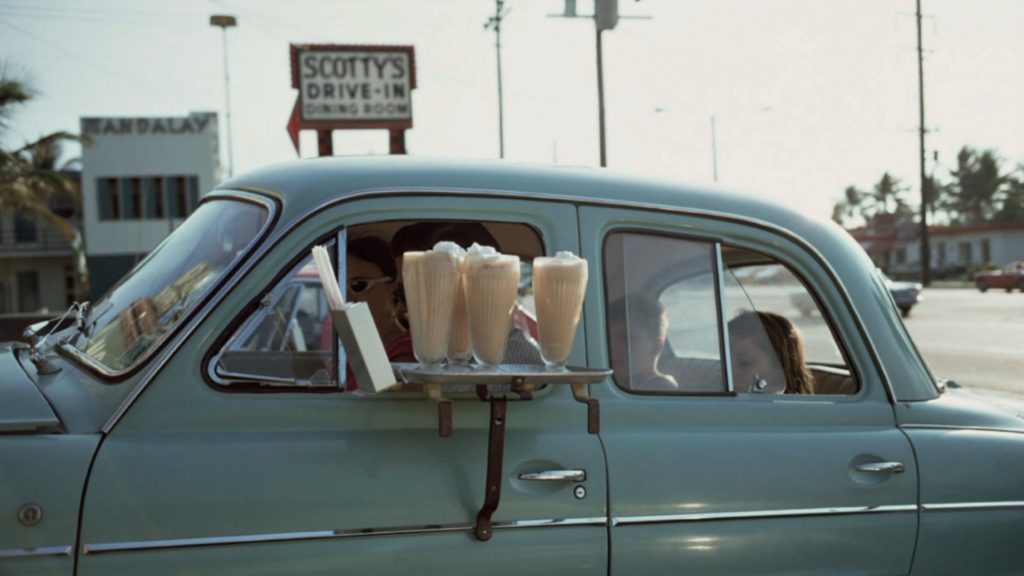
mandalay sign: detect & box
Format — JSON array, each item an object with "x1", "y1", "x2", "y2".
[
  {"x1": 81, "y1": 113, "x2": 216, "y2": 137},
  {"x1": 288, "y1": 45, "x2": 416, "y2": 152}
]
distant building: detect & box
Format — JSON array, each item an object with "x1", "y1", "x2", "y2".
[
  {"x1": 80, "y1": 111, "x2": 221, "y2": 299},
  {"x1": 0, "y1": 177, "x2": 79, "y2": 314},
  {"x1": 849, "y1": 219, "x2": 1024, "y2": 279}
]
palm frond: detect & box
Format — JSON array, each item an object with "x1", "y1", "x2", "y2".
[{"x1": 0, "y1": 66, "x2": 35, "y2": 130}]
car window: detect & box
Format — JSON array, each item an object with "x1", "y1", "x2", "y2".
[
  {"x1": 604, "y1": 231, "x2": 857, "y2": 396},
  {"x1": 721, "y1": 248, "x2": 857, "y2": 395},
  {"x1": 73, "y1": 198, "x2": 268, "y2": 372},
  {"x1": 604, "y1": 231, "x2": 726, "y2": 394},
  {"x1": 211, "y1": 219, "x2": 546, "y2": 391},
  {"x1": 214, "y1": 243, "x2": 337, "y2": 388}
]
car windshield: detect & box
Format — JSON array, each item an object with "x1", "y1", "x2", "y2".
[{"x1": 70, "y1": 198, "x2": 268, "y2": 372}]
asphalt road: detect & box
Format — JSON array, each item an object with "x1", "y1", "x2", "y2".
[{"x1": 903, "y1": 288, "x2": 1024, "y2": 412}]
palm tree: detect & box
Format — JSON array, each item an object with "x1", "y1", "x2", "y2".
[
  {"x1": 831, "y1": 185, "x2": 865, "y2": 226},
  {"x1": 995, "y1": 163, "x2": 1024, "y2": 223},
  {"x1": 947, "y1": 147, "x2": 1008, "y2": 224},
  {"x1": 1, "y1": 68, "x2": 89, "y2": 296},
  {"x1": 922, "y1": 173, "x2": 947, "y2": 224},
  {"x1": 866, "y1": 173, "x2": 907, "y2": 220}
]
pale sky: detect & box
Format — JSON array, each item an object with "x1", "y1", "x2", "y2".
[{"x1": 2, "y1": 0, "x2": 1022, "y2": 219}]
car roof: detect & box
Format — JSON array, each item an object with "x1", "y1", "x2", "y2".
[{"x1": 214, "y1": 156, "x2": 829, "y2": 239}]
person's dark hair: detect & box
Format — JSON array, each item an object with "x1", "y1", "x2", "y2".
[
  {"x1": 728, "y1": 310, "x2": 814, "y2": 394},
  {"x1": 390, "y1": 221, "x2": 499, "y2": 255},
  {"x1": 349, "y1": 235, "x2": 396, "y2": 278}
]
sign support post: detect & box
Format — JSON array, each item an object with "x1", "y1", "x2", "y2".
[
  {"x1": 389, "y1": 128, "x2": 406, "y2": 155},
  {"x1": 317, "y1": 130, "x2": 333, "y2": 157}
]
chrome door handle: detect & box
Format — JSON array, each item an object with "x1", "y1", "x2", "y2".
[
  {"x1": 518, "y1": 469, "x2": 587, "y2": 482},
  {"x1": 854, "y1": 461, "x2": 905, "y2": 474}
]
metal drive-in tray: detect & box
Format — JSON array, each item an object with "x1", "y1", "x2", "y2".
[
  {"x1": 397, "y1": 363, "x2": 611, "y2": 387},
  {"x1": 394, "y1": 363, "x2": 611, "y2": 542},
  {"x1": 396, "y1": 363, "x2": 608, "y2": 437}
]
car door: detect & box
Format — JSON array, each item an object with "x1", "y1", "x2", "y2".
[
  {"x1": 76, "y1": 195, "x2": 607, "y2": 575},
  {"x1": 580, "y1": 206, "x2": 919, "y2": 575}
]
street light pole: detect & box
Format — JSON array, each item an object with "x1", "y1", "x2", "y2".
[{"x1": 210, "y1": 14, "x2": 237, "y2": 179}]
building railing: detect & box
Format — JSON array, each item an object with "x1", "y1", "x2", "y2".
[{"x1": 0, "y1": 229, "x2": 75, "y2": 255}]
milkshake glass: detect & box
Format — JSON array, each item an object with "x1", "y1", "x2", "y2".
[
  {"x1": 402, "y1": 250, "x2": 460, "y2": 369},
  {"x1": 434, "y1": 242, "x2": 472, "y2": 366},
  {"x1": 465, "y1": 246, "x2": 520, "y2": 369},
  {"x1": 533, "y1": 252, "x2": 589, "y2": 370}
]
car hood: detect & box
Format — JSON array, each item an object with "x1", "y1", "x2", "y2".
[{"x1": 0, "y1": 343, "x2": 61, "y2": 433}]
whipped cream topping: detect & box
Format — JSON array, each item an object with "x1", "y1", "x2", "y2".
[
  {"x1": 432, "y1": 241, "x2": 468, "y2": 263},
  {"x1": 467, "y1": 243, "x2": 499, "y2": 259}
]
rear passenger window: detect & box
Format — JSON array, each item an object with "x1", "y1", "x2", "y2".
[
  {"x1": 604, "y1": 231, "x2": 857, "y2": 396},
  {"x1": 722, "y1": 248, "x2": 857, "y2": 395}
]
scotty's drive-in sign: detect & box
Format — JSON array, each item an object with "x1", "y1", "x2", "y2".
[{"x1": 290, "y1": 44, "x2": 416, "y2": 124}]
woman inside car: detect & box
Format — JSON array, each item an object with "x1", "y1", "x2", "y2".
[{"x1": 728, "y1": 310, "x2": 814, "y2": 394}]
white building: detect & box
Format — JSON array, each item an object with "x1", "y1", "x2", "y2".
[
  {"x1": 80, "y1": 112, "x2": 221, "y2": 298},
  {"x1": 851, "y1": 221, "x2": 1024, "y2": 279}
]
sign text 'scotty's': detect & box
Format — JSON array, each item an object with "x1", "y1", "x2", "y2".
[{"x1": 299, "y1": 49, "x2": 413, "y2": 122}]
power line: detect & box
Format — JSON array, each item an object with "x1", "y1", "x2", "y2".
[
  {"x1": 0, "y1": 17, "x2": 167, "y2": 97},
  {"x1": 0, "y1": 3, "x2": 197, "y2": 23},
  {"x1": 0, "y1": 11, "x2": 195, "y2": 26}
]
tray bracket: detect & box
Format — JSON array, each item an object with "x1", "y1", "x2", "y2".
[{"x1": 397, "y1": 364, "x2": 611, "y2": 542}]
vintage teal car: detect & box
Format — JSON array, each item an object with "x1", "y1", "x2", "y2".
[{"x1": 4, "y1": 157, "x2": 1023, "y2": 575}]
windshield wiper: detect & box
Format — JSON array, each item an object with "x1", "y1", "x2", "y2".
[
  {"x1": 72, "y1": 300, "x2": 114, "y2": 340},
  {"x1": 24, "y1": 301, "x2": 86, "y2": 375},
  {"x1": 75, "y1": 301, "x2": 90, "y2": 335}
]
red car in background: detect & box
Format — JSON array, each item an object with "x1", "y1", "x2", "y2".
[{"x1": 974, "y1": 261, "x2": 1024, "y2": 292}]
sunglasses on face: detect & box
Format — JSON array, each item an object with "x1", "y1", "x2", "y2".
[{"x1": 348, "y1": 275, "x2": 393, "y2": 295}]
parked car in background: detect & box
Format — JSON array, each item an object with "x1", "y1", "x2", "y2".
[
  {"x1": 974, "y1": 261, "x2": 1024, "y2": 292},
  {"x1": 882, "y1": 272, "x2": 924, "y2": 317},
  {"x1": 791, "y1": 269, "x2": 922, "y2": 318},
  {"x1": 4, "y1": 157, "x2": 1023, "y2": 575}
]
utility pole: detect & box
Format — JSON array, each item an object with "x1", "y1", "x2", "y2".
[
  {"x1": 485, "y1": 1, "x2": 508, "y2": 159},
  {"x1": 210, "y1": 14, "x2": 237, "y2": 178},
  {"x1": 916, "y1": 0, "x2": 931, "y2": 285},
  {"x1": 595, "y1": 24, "x2": 607, "y2": 167},
  {"x1": 594, "y1": 0, "x2": 617, "y2": 167}
]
